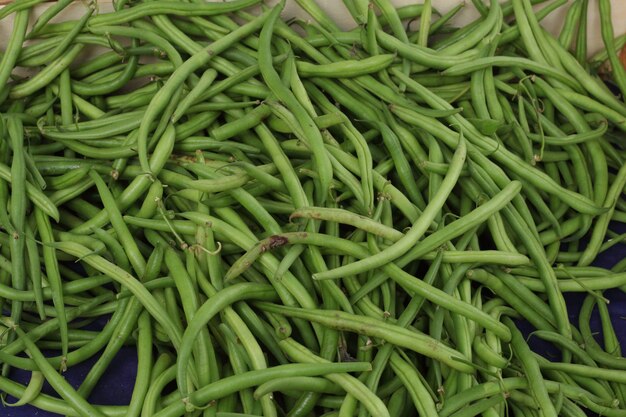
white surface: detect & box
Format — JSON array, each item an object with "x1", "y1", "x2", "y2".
[{"x1": 0, "y1": 1, "x2": 625, "y2": 56}]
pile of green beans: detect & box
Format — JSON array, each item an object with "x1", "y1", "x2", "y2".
[{"x1": 0, "y1": 0, "x2": 625, "y2": 416}]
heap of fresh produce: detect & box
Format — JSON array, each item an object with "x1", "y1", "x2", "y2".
[{"x1": 0, "y1": 0, "x2": 625, "y2": 416}]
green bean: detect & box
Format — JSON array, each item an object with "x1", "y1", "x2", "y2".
[
  {"x1": 423, "y1": 3, "x2": 458, "y2": 35},
  {"x1": 187, "y1": 169, "x2": 256, "y2": 193},
  {"x1": 169, "y1": 247, "x2": 217, "y2": 386},
  {"x1": 390, "y1": 351, "x2": 438, "y2": 417},
  {"x1": 136, "y1": 10, "x2": 270, "y2": 176},
  {"x1": 598, "y1": 0, "x2": 626, "y2": 98},
  {"x1": 216, "y1": 323, "x2": 256, "y2": 413},
  {"x1": 378, "y1": 29, "x2": 479, "y2": 71},
  {"x1": 51, "y1": 87, "x2": 105, "y2": 120},
  {"x1": 6, "y1": 116, "x2": 27, "y2": 352},
  {"x1": 449, "y1": 394, "x2": 506, "y2": 417},
  {"x1": 284, "y1": 337, "x2": 390, "y2": 417},
  {"x1": 474, "y1": 175, "x2": 571, "y2": 342},
  {"x1": 0, "y1": 274, "x2": 111, "y2": 302},
  {"x1": 529, "y1": 330, "x2": 597, "y2": 368},
  {"x1": 4, "y1": 371, "x2": 44, "y2": 408},
  {"x1": 578, "y1": 295, "x2": 626, "y2": 370},
  {"x1": 313, "y1": 137, "x2": 466, "y2": 280},
  {"x1": 259, "y1": 3, "x2": 332, "y2": 205},
  {"x1": 0, "y1": 0, "x2": 44, "y2": 20},
  {"x1": 71, "y1": 125, "x2": 174, "y2": 233},
  {"x1": 81, "y1": 28, "x2": 180, "y2": 96},
  {"x1": 28, "y1": 0, "x2": 73, "y2": 35},
  {"x1": 443, "y1": 57, "x2": 580, "y2": 90},
  {"x1": 503, "y1": 317, "x2": 558, "y2": 417},
  {"x1": 15, "y1": 326, "x2": 109, "y2": 417},
  {"x1": 255, "y1": 376, "x2": 343, "y2": 399},
  {"x1": 78, "y1": 297, "x2": 140, "y2": 396},
  {"x1": 269, "y1": 109, "x2": 337, "y2": 133},
  {"x1": 392, "y1": 70, "x2": 603, "y2": 215},
  {"x1": 558, "y1": 0, "x2": 583, "y2": 48},
  {"x1": 538, "y1": 359, "x2": 626, "y2": 384},
  {"x1": 220, "y1": 232, "x2": 359, "y2": 283},
  {"x1": 574, "y1": 0, "x2": 589, "y2": 66},
  {"x1": 53, "y1": 241, "x2": 182, "y2": 345},
  {"x1": 90, "y1": 0, "x2": 261, "y2": 26},
  {"x1": 176, "y1": 283, "x2": 278, "y2": 397},
  {"x1": 27, "y1": 6, "x2": 94, "y2": 68},
  {"x1": 294, "y1": 0, "x2": 341, "y2": 33},
  {"x1": 590, "y1": 31, "x2": 626, "y2": 66},
  {"x1": 171, "y1": 69, "x2": 218, "y2": 123},
  {"x1": 73, "y1": 56, "x2": 140, "y2": 97},
  {"x1": 258, "y1": 302, "x2": 474, "y2": 373},
  {"x1": 297, "y1": 54, "x2": 395, "y2": 78},
  {"x1": 20, "y1": 153, "x2": 45, "y2": 194},
  {"x1": 374, "y1": 115, "x2": 425, "y2": 207},
  {"x1": 554, "y1": 91, "x2": 626, "y2": 135},
  {"x1": 290, "y1": 207, "x2": 403, "y2": 241},
  {"x1": 157, "y1": 360, "x2": 373, "y2": 417},
  {"x1": 1, "y1": 2, "x2": 625, "y2": 415},
  {"x1": 0, "y1": 370, "x2": 121, "y2": 417},
  {"x1": 34, "y1": 207, "x2": 69, "y2": 360},
  {"x1": 516, "y1": 269, "x2": 626, "y2": 291},
  {"x1": 235, "y1": 304, "x2": 290, "y2": 366},
  {"x1": 598, "y1": 298, "x2": 621, "y2": 357},
  {"x1": 510, "y1": 0, "x2": 547, "y2": 63},
  {"x1": 541, "y1": 42, "x2": 624, "y2": 119},
  {"x1": 14, "y1": 34, "x2": 92, "y2": 67},
  {"x1": 365, "y1": 0, "x2": 407, "y2": 90},
  {"x1": 118, "y1": 310, "x2": 151, "y2": 417},
  {"x1": 526, "y1": 120, "x2": 608, "y2": 145},
  {"x1": 524, "y1": 0, "x2": 565, "y2": 69},
  {"x1": 416, "y1": 0, "x2": 432, "y2": 47},
  {"x1": 10, "y1": 44, "x2": 84, "y2": 99},
  {"x1": 212, "y1": 104, "x2": 272, "y2": 141},
  {"x1": 307, "y1": 84, "x2": 375, "y2": 211},
  {"x1": 534, "y1": 80, "x2": 607, "y2": 211},
  {"x1": 224, "y1": 308, "x2": 280, "y2": 416},
  {"x1": 0, "y1": 10, "x2": 29, "y2": 106},
  {"x1": 24, "y1": 96, "x2": 56, "y2": 121},
  {"x1": 340, "y1": 0, "x2": 366, "y2": 24},
  {"x1": 196, "y1": 61, "x2": 264, "y2": 102},
  {"x1": 142, "y1": 360, "x2": 176, "y2": 415},
  {"x1": 578, "y1": 162, "x2": 626, "y2": 265},
  {"x1": 24, "y1": 223, "x2": 45, "y2": 320},
  {"x1": 442, "y1": 0, "x2": 502, "y2": 55}
]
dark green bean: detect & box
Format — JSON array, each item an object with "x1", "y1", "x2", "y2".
[{"x1": 598, "y1": 0, "x2": 626, "y2": 98}]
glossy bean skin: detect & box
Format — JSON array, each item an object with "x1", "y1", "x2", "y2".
[
  {"x1": 176, "y1": 283, "x2": 279, "y2": 397},
  {"x1": 258, "y1": 2, "x2": 333, "y2": 205},
  {"x1": 257, "y1": 301, "x2": 475, "y2": 373},
  {"x1": 0, "y1": 10, "x2": 29, "y2": 105},
  {"x1": 313, "y1": 137, "x2": 466, "y2": 280},
  {"x1": 88, "y1": 0, "x2": 261, "y2": 26},
  {"x1": 6, "y1": 116, "x2": 28, "y2": 359},
  {"x1": 52, "y1": 241, "x2": 183, "y2": 347},
  {"x1": 24, "y1": 6, "x2": 93, "y2": 68},
  {"x1": 14, "y1": 327, "x2": 109, "y2": 417},
  {"x1": 136, "y1": 9, "x2": 272, "y2": 175},
  {"x1": 503, "y1": 317, "x2": 559, "y2": 417},
  {"x1": 296, "y1": 54, "x2": 396, "y2": 78},
  {"x1": 598, "y1": 0, "x2": 626, "y2": 98},
  {"x1": 10, "y1": 44, "x2": 85, "y2": 99},
  {"x1": 157, "y1": 361, "x2": 373, "y2": 417}
]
